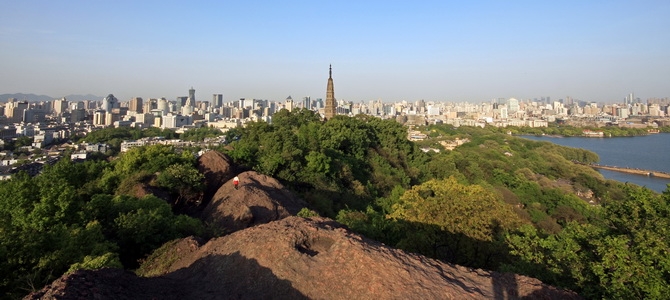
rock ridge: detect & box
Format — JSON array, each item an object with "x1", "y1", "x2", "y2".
[{"x1": 27, "y1": 217, "x2": 581, "y2": 300}]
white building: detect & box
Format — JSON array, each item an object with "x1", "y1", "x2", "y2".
[{"x1": 162, "y1": 114, "x2": 192, "y2": 129}]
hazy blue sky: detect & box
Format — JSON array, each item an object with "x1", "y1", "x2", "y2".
[{"x1": 1, "y1": 0, "x2": 669, "y2": 103}]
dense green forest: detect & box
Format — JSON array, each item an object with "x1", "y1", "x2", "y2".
[
  {"x1": 0, "y1": 145, "x2": 204, "y2": 299},
  {"x1": 1, "y1": 110, "x2": 668, "y2": 299}
]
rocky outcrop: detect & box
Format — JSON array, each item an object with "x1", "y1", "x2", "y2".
[
  {"x1": 24, "y1": 268, "x2": 185, "y2": 300},
  {"x1": 129, "y1": 182, "x2": 173, "y2": 203},
  {"x1": 27, "y1": 217, "x2": 580, "y2": 299},
  {"x1": 197, "y1": 150, "x2": 238, "y2": 203},
  {"x1": 199, "y1": 171, "x2": 308, "y2": 233}
]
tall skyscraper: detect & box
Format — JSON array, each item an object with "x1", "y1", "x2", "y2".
[
  {"x1": 185, "y1": 87, "x2": 195, "y2": 108},
  {"x1": 143, "y1": 98, "x2": 156, "y2": 113},
  {"x1": 302, "y1": 96, "x2": 311, "y2": 109},
  {"x1": 189, "y1": 87, "x2": 196, "y2": 102},
  {"x1": 507, "y1": 98, "x2": 519, "y2": 113},
  {"x1": 212, "y1": 94, "x2": 223, "y2": 108},
  {"x1": 53, "y1": 97, "x2": 68, "y2": 116},
  {"x1": 314, "y1": 98, "x2": 323, "y2": 109},
  {"x1": 177, "y1": 97, "x2": 188, "y2": 107},
  {"x1": 93, "y1": 110, "x2": 106, "y2": 126},
  {"x1": 102, "y1": 94, "x2": 119, "y2": 113},
  {"x1": 130, "y1": 97, "x2": 143, "y2": 113},
  {"x1": 324, "y1": 65, "x2": 336, "y2": 120},
  {"x1": 157, "y1": 98, "x2": 169, "y2": 115}
]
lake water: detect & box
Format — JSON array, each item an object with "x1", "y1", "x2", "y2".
[{"x1": 520, "y1": 134, "x2": 670, "y2": 193}]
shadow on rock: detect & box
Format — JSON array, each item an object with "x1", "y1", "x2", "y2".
[
  {"x1": 197, "y1": 150, "x2": 239, "y2": 206},
  {"x1": 167, "y1": 252, "x2": 309, "y2": 300},
  {"x1": 25, "y1": 253, "x2": 309, "y2": 300}
]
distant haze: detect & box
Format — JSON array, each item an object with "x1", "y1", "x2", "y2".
[
  {"x1": 1, "y1": 1, "x2": 669, "y2": 103},
  {"x1": 0, "y1": 93, "x2": 103, "y2": 103}
]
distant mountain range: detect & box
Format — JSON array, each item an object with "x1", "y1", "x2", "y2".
[{"x1": 0, "y1": 93, "x2": 103, "y2": 103}]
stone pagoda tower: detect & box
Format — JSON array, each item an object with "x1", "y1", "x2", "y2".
[{"x1": 324, "y1": 65, "x2": 337, "y2": 120}]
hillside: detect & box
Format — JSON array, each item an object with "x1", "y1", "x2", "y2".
[{"x1": 23, "y1": 148, "x2": 580, "y2": 299}]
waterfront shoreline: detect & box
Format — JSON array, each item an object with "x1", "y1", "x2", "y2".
[
  {"x1": 586, "y1": 164, "x2": 670, "y2": 179},
  {"x1": 521, "y1": 134, "x2": 670, "y2": 193},
  {"x1": 515, "y1": 133, "x2": 644, "y2": 138}
]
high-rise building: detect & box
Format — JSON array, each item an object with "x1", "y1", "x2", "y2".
[
  {"x1": 416, "y1": 99, "x2": 426, "y2": 113},
  {"x1": 198, "y1": 101, "x2": 209, "y2": 112},
  {"x1": 70, "y1": 101, "x2": 84, "y2": 110},
  {"x1": 70, "y1": 109, "x2": 86, "y2": 123},
  {"x1": 102, "y1": 94, "x2": 119, "y2": 113},
  {"x1": 143, "y1": 98, "x2": 156, "y2": 113},
  {"x1": 285, "y1": 96, "x2": 294, "y2": 112},
  {"x1": 93, "y1": 110, "x2": 106, "y2": 126},
  {"x1": 324, "y1": 65, "x2": 336, "y2": 120},
  {"x1": 302, "y1": 96, "x2": 311, "y2": 109},
  {"x1": 237, "y1": 98, "x2": 253, "y2": 109},
  {"x1": 105, "y1": 112, "x2": 120, "y2": 126},
  {"x1": 507, "y1": 98, "x2": 519, "y2": 113},
  {"x1": 157, "y1": 98, "x2": 169, "y2": 116},
  {"x1": 181, "y1": 104, "x2": 193, "y2": 115},
  {"x1": 5, "y1": 100, "x2": 28, "y2": 123},
  {"x1": 23, "y1": 108, "x2": 46, "y2": 123},
  {"x1": 130, "y1": 97, "x2": 143, "y2": 113},
  {"x1": 626, "y1": 93, "x2": 634, "y2": 105},
  {"x1": 53, "y1": 97, "x2": 68, "y2": 116},
  {"x1": 212, "y1": 94, "x2": 223, "y2": 108},
  {"x1": 184, "y1": 87, "x2": 196, "y2": 110},
  {"x1": 177, "y1": 97, "x2": 188, "y2": 107},
  {"x1": 162, "y1": 114, "x2": 192, "y2": 129},
  {"x1": 314, "y1": 98, "x2": 324, "y2": 109},
  {"x1": 81, "y1": 100, "x2": 93, "y2": 109}
]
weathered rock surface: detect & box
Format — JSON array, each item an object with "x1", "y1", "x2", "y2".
[
  {"x1": 200, "y1": 170, "x2": 308, "y2": 233},
  {"x1": 130, "y1": 182, "x2": 173, "y2": 203},
  {"x1": 24, "y1": 268, "x2": 185, "y2": 300},
  {"x1": 27, "y1": 217, "x2": 581, "y2": 300},
  {"x1": 159, "y1": 216, "x2": 580, "y2": 299},
  {"x1": 197, "y1": 150, "x2": 238, "y2": 203}
]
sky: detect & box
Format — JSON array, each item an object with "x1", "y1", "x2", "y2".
[{"x1": 1, "y1": 0, "x2": 669, "y2": 103}]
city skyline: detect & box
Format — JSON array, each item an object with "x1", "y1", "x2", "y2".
[{"x1": 1, "y1": 1, "x2": 669, "y2": 103}]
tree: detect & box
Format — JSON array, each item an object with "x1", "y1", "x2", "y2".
[
  {"x1": 84, "y1": 194, "x2": 204, "y2": 267},
  {"x1": 504, "y1": 185, "x2": 670, "y2": 299},
  {"x1": 15, "y1": 136, "x2": 34, "y2": 148},
  {"x1": 272, "y1": 108, "x2": 322, "y2": 128},
  {"x1": 156, "y1": 163, "x2": 205, "y2": 205},
  {"x1": 180, "y1": 127, "x2": 223, "y2": 141},
  {"x1": 389, "y1": 177, "x2": 522, "y2": 241},
  {"x1": 388, "y1": 177, "x2": 523, "y2": 268},
  {"x1": 0, "y1": 149, "x2": 204, "y2": 298},
  {"x1": 319, "y1": 116, "x2": 375, "y2": 160}
]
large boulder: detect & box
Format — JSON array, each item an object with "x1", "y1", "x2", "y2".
[
  {"x1": 28, "y1": 217, "x2": 581, "y2": 299},
  {"x1": 200, "y1": 171, "x2": 308, "y2": 233},
  {"x1": 158, "y1": 217, "x2": 579, "y2": 299},
  {"x1": 24, "y1": 268, "x2": 186, "y2": 300},
  {"x1": 129, "y1": 182, "x2": 173, "y2": 203},
  {"x1": 197, "y1": 150, "x2": 238, "y2": 203}
]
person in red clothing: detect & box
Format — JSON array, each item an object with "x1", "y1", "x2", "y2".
[{"x1": 233, "y1": 176, "x2": 239, "y2": 189}]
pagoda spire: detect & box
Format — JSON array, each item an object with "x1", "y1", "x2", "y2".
[{"x1": 324, "y1": 64, "x2": 336, "y2": 120}]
